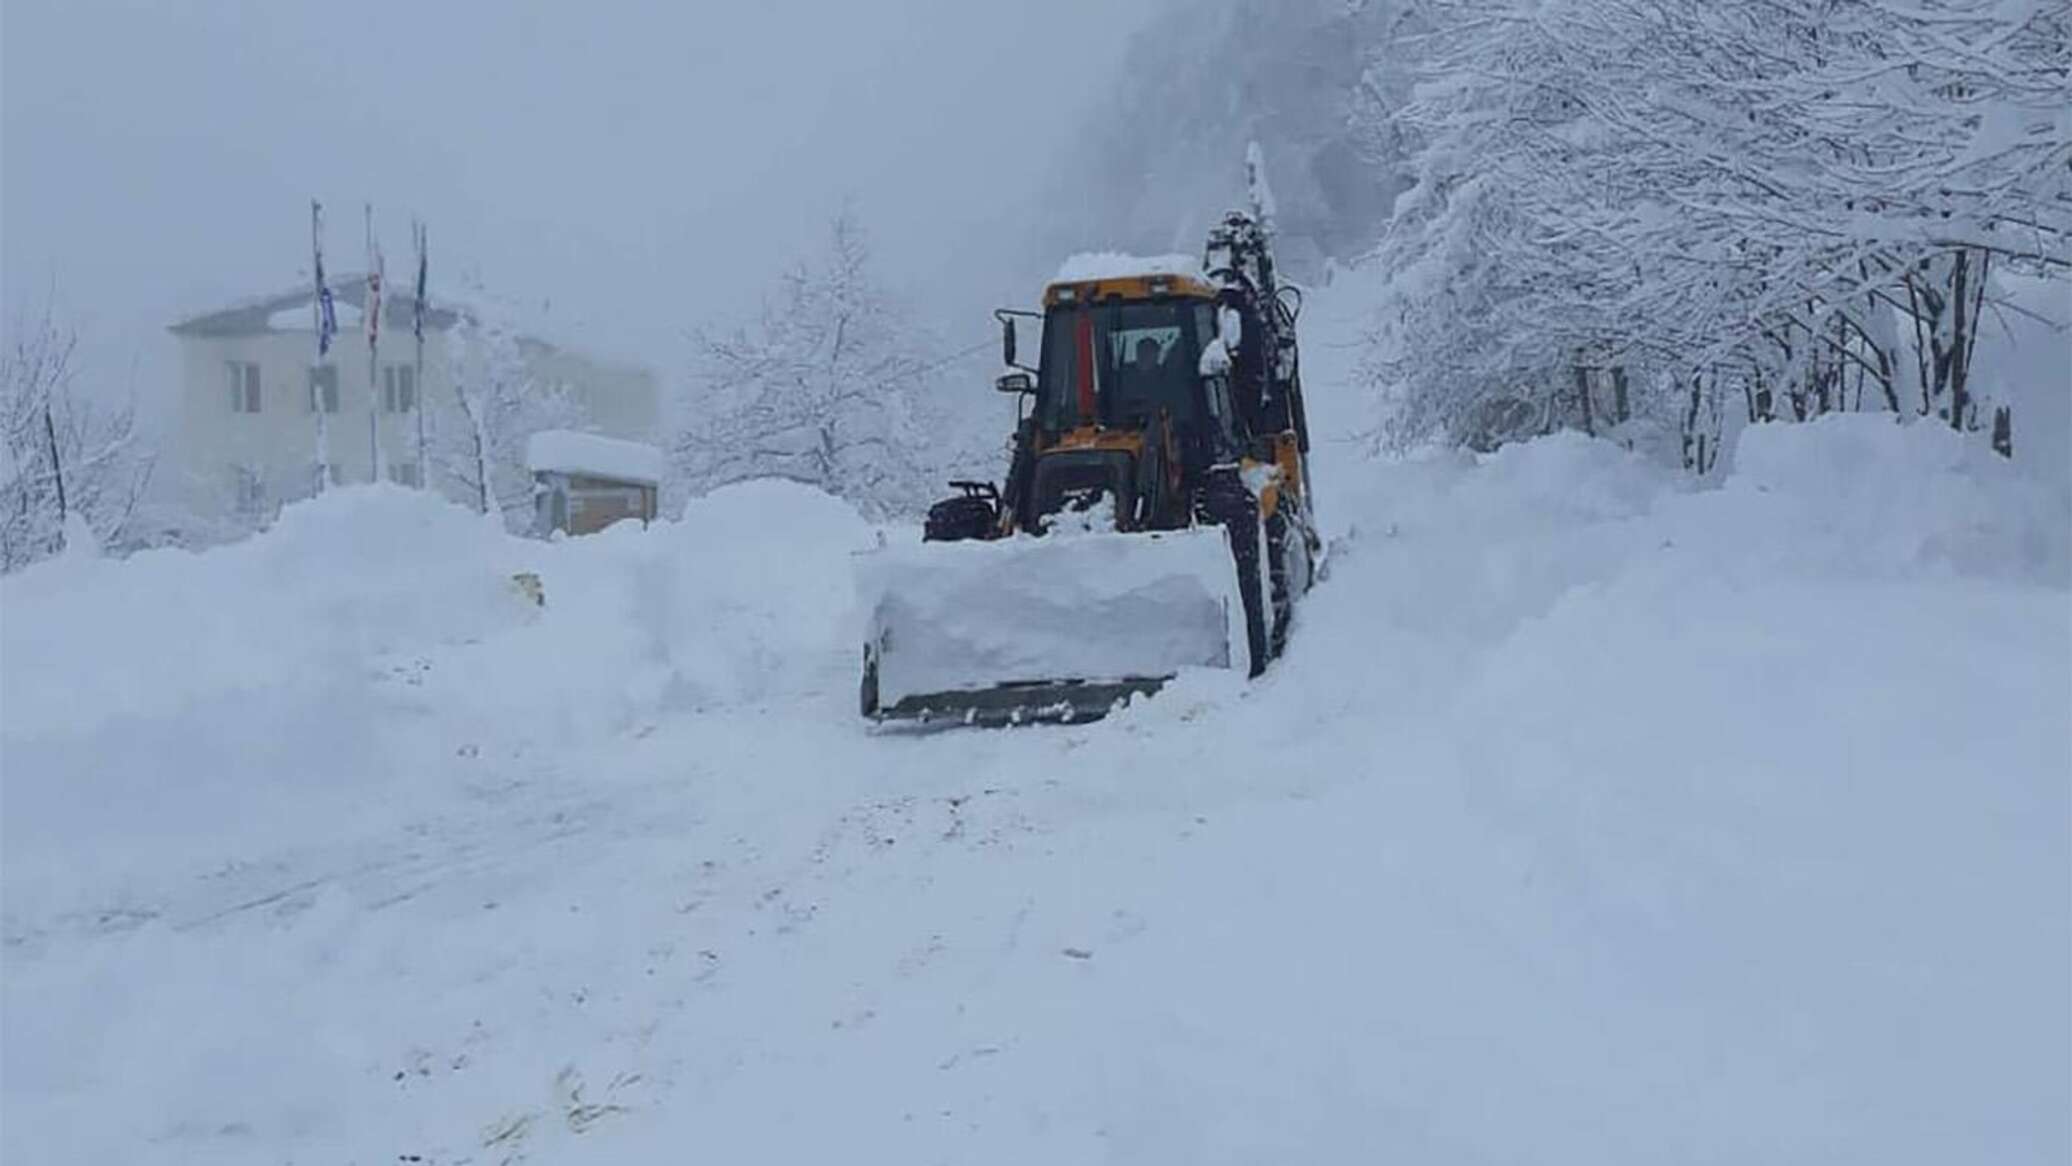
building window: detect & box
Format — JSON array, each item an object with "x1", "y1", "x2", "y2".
[
  {"x1": 230, "y1": 465, "x2": 266, "y2": 511},
  {"x1": 382, "y1": 364, "x2": 417, "y2": 413},
  {"x1": 309, "y1": 365, "x2": 340, "y2": 413},
  {"x1": 389, "y1": 460, "x2": 422, "y2": 488},
  {"x1": 227, "y1": 362, "x2": 261, "y2": 413}
]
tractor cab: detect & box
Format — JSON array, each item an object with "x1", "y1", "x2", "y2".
[
  {"x1": 1032, "y1": 286, "x2": 1224, "y2": 444},
  {"x1": 992, "y1": 271, "x2": 1250, "y2": 534}
]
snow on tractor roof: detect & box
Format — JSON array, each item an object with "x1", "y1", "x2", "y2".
[
  {"x1": 525, "y1": 429, "x2": 663, "y2": 485},
  {"x1": 1052, "y1": 252, "x2": 1203, "y2": 283}
]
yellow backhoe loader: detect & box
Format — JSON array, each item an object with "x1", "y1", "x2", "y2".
[{"x1": 859, "y1": 209, "x2": 1319, "y2": 725}]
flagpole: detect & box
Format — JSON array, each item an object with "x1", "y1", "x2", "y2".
[
  {"x1": 311, "y1": 200, "x2": 332, "y2": 496},
  {"x1": 413, "y1": 220, "x2": 428, "y2": 490},
  {"x1": 365, "y1": 203, "x2": 385, "y2": 483}
]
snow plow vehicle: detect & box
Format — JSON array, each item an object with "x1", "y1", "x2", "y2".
[{"x1": 859, "y1": 210, "x2": 1319, "y2": 725}]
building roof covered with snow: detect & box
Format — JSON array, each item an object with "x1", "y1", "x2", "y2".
[{"x1": 168, "y1": 274, "x2": 466, "y2": 339}]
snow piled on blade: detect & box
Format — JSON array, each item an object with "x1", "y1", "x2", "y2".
[
  {"x1": 859, "y1": 527, "x2": 1240, "y2": 706},
  {"x1": 1052, "y1": 251, "x2": 1203, "y2": 282}
]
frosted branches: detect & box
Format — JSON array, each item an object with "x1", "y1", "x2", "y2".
[
  {"x1": 674, "y1": 210, "x2": 937, "y2": 518},
  {"x1": 1372, "y1": 0, "x2": 2069, "y2": 455},
  {"x1": 1, "y1": 309, "x2": 152, "y2": 570}
]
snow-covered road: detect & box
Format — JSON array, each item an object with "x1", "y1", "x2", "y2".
[{"x1": 5, "y1": 412, "x2": 2067, "y2": 1164}]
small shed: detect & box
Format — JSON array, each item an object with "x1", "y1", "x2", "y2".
[{"x1": 526, "y1": 430, "x2": 663, "y2": 537}]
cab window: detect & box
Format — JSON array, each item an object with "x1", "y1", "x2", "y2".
[{"x1": 1036, "y1": 300, "x2": 1207, "y2": 432}]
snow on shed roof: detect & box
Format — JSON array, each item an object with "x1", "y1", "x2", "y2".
[
  {"x1": 1052, "y1": 252, "x2": 1203, "y2": 283},
  {"x1": 526, "y1": 430, "x2": 664, "y2": 485}
]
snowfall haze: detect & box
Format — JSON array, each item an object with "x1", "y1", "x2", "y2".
[
  {"x1": 1, "y1": 0, "x2": 1152, "y2": 393},
  {"x1": 2, "y1": 0, "x2": 2068, "y2": 1162}
]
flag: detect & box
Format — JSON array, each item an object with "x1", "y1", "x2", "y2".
[
  {"x1": 364, "y1": 266, "x2": 382, "y2": 349},
  {"x1": 364, "y1": 204, "x2": 384, "y2": 350},
  {"x1": 412, "y1": 221, "x2": 428, "y2": 343},
  {"x1": 313, "y1": 201, "x2": 337, "y2": 357},
  {"x1": 316, "y1": 267, "x2": 338, "y2": 358}
]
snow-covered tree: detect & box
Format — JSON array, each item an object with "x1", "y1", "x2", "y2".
[
  {"x1": 674, "y1": 210, "x2": 937, "y2": 517},
  {"x1": 1370, "y1": 0, "x2": 2070, "y2": 461},
  {"x1": 1, "y1": 310, "x2": 152, "y2": 571},
  {"x1": 436, "y1": 305, "x2": 585, "y2": 526}
]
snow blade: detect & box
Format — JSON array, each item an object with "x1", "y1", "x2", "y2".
[
  {"x1": 857, "y1": 526, "x2": 1245, "y2": 725},
  {"x1": 864, "y1": 675, "x2": 1170, "y2": 728}
]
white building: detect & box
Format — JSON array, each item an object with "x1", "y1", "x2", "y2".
[{"x1": 166, "y1": 277, "x2": 659, "y2": 527}]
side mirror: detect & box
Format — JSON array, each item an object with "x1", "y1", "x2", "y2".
[
  {"x1": 1001, "y1": 316, "x2": 1017, "y2": 367},
  {"x1": 995, "y1": 371, "x2": 1034, "y2": 394}
]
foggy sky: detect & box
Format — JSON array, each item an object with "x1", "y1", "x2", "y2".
[{"x1": 2, "y1": 0, "x2": 1153, "y2": 407}]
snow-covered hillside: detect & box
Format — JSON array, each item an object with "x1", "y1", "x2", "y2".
[{"x1": 4, "y1": 287, "x2": 2067, "y2": 1160}]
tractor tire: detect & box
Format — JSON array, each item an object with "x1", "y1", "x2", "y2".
[
  {"x1": 1265, "y1": 506, "x2": 1311, "y2": 659},
  {"x1": 1204, "y1": 470, "x2": 1270, "y2": 678},
  {"x1": 859, "y1": 643, "x2": 881, "y2": 718}
]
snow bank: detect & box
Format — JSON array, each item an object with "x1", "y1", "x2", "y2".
[
  {"x1": 0, "y1": 485, "x2": 522, "y2": 742},
  {"x1": 525, "y1": 429, "x2": 664, "y2": 484},
  {"x1": 495, "y1": 477, "x2": 870, "y2": 719},
  {"x1": 1432, "y1": 423, "x2": 2069, "y2": 1162},
  {"x1": 1724, "y1": 412, "x2": 2070, "y2": 584},
  {"x1": 1052, "y1": 251, "x2": 1202, "y2": 283},
  {"x1": 0, "y1": 478, "x2": 870, "y2": 754},
  {"x1": 3, "y1": 398, "x2": 2065, "y2": 1164},
  {"x1": 0, "y1": 478, "x2": 872, "y2": 927},
  {"x1": 859, "y1": 526, "x2": 1242, "y2": 706}
]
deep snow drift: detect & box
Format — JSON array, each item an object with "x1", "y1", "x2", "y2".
[{"x1": 3, "y1": 409, "x2": 2067, "y2": 1163}]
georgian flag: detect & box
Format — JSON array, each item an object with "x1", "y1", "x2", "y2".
[
  {"x1": 365, "y1": 252, "x2": 383, "y2": 349},
  {"x1": 412, "y1": 222, "x2": 428, "y2": 343},
  {"x1": 313, "y1": 201, "x2": 337, "y2": 357},
  {"x1": 314, "y1": 283, "x2": 335, "y2": 356},
  {"x1": 315, "y1": 260, "x2": 338, "y2": 357}
]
